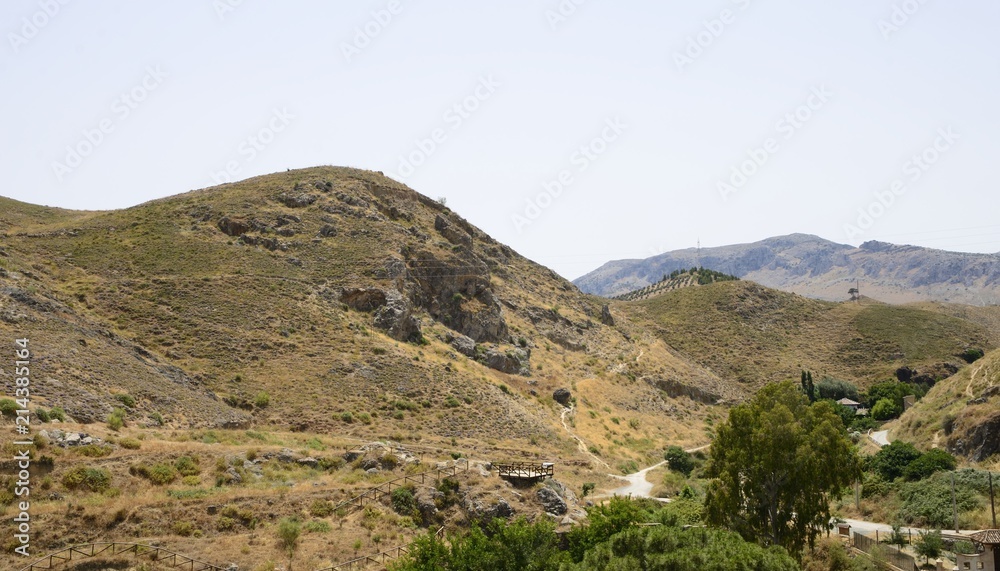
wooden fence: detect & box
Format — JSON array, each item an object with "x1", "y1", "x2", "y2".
[
  {"x1": 318, "y1": 527, "x2": 445, "y2": 571},
  {"x1": 331, "y1": 459, "x2": 469, "y2": 515},
  {"x1": 17, "y1": 542, "x2": 226, "y2": 571}
]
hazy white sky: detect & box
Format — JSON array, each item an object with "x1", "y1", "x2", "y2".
[{"x1": 3, "y1": 0, "x2": 999, "y2": 279}]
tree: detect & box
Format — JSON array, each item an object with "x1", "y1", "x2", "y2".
[
  {"x1": 816, "y1": 377, "x2": 860, "y2": 402},
  {"x1": 705, "y1": 381, "x2": 861, "y2": 555},
  {"x1": 869, "y1": 441, "x2": 922, "y2": 481},
  {"x1": 277, "y1": 517, "x2": 301, "y2": 570},
  {"x1": 800, "y1": 371, "x2": 816, "y2": 403},
  {"x1": 903, "y1": 449, "x2": 956, "y2": 481},
  {"x1": 871, "y1": 398, "x2": 901, "y2": 421},
  {"x1": 664, "y1": 446, "x2": 694, "y2": 477},
  {"x1": 915, "y1": 530, "x2": 944, "y2": 563},
  {"x1": 865, "y1": 381, "x2": 913, "y2": 410}
]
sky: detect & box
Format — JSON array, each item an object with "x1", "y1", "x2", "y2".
[{"x1": 3, "y1": 0, "x2": 999, "y2": 280}]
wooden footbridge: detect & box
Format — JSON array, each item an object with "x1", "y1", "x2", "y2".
[{"x1": 495, "y1": 461, "x2": 554, "y2": 483}]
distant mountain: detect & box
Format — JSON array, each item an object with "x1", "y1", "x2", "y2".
[{"x1": 574, "y1": 234, "x2": 1000, "y2": 306}]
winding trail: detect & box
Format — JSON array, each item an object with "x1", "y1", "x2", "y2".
[
  {"x1": 560, "y1": 405, "x2": 611, "y2": 469},
  {"x1": 602, "y1": 444, "x2": 711, "y2": 500}
]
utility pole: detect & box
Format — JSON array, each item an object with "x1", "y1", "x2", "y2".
[
  {"x1": 952, "y1": 471, "x2": 959, "y2": 533},
  {"x1": 990, "y1": 471, "x2": 997, "y2": 529}
]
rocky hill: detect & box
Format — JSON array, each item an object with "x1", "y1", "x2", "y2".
[
  {"x1": 574, "y1": 233, "x2": 1000, "y2": 306},
  {"x1": 892, "y1": 348, "x2": 1000, "y2": 462},
  {"x1": 1, "y1": 167, "x2": 998, "y2": 565}
]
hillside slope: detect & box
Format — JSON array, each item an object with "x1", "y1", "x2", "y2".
[
  {"x1": 0, "y1": 167, "x2": 727, "y2": 468},
  {"x1": 617, "y1": 280, "x2": 991, "y2": 390},
  {"x1": 893, "y1": 348, "x2": 1000, "y2": 461},
  {"x1": 575, "y1": 233, "x2": 1000, "y2": 305}
]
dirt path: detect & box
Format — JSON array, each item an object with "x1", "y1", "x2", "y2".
[
  {"x1": 601, "y1": 444, "x2": 710, "y2": 500},
  {"x1": 560, "y1": 406, "x2": 611, "y2": 469}
]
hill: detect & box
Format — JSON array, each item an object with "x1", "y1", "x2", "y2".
[
  {"x1": 616, "y1": 280, "x2": 991, "y2": 390},
  {"x1": 610, "y1": 268, "x2": 739, "y2": 302},
  {"x1": 892, "y1": 348, "x2": 1000, "y2": 462},
  {"x1": 575, "y1": 233, "x2": 1000, "y2": 306},
  {"x1": 1, "y1": 167, "x2": 997, "y2": 565}
]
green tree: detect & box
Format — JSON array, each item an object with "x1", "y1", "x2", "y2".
[
  {"x1": 664, "y1": 446, "x2": 694, "y2": 477},
  {"x1": 705, "y1": 381, "x2": 861, "y2": 555},
  {"x1": 800, "y1": 371, "x2": 816, "y2": 403},
  {"x1": 277, "y1": 517, "x2": 301, "y2": 569},
  {"x1": 869, "y1": 440, "x2": 922, "y2": 481},
  {"x1": 871, "y1": 398, "x2": 901, "y2": 421},
  {"x1": 865, "y1": 381, "x2": 912, "y2": 410},
  {"x1": 915, "y1": 530, "x2": 944, "y2": 563},
  {"x1": 816, "y1": 377, "x2": 860, "y2": 402},
  {"x1": 903, "y1": 449, "x2": 956, "y2": 481}
]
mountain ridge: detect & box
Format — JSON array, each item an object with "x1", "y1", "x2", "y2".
[{"x1": 574, "y1": 233, "x2": 1000, "y2": 305}]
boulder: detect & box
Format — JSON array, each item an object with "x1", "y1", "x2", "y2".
[
  {"x1": 298, "y1": 457, "x2": 319, "y2": 468},
  {"x1": 278, "y1": 193, "x2": 317, "y2": 208},
  {"x1": 373, "y1": 290, "x2": 422, "y2": 342},
  {"x1": 483, "y1": 348, "x2": 530, "y2": 376},
  {"x1": 64, "y1": 433, "x2": 82, "y2": 446},
  {"x1": 537, "y1": 487, "x2": 567, "y2": 516},
  {"x1": 552, "y1": 388, "x2": 572, "y2": 406},
  {"x1": 447, "y1": 333, "x2": 477, "y2": 358},
  {"x1": 217, "y1": 217, "x2": 251, "y2": 237},
  {"x1": 600, "y1": 304, "x2": 615, "y2": 326}
]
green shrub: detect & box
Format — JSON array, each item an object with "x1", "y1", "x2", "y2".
[
  {"x1": 357, "y1": 412, "x2": 372, "y2": 424},
  {"x1": 340, "y1": 411, "x2": 354, "y2": 423},
  {"x1": 49, "y1": 407, "x2": 66, "y2": 421},
  {"x1": 172, "y1": 521, "x2": 196, "y2": 536},
  {"x1": 582, "y1": 482, "x2": 596, "y2": 497},
  {"x1": 0, "y1": 398, "x2": 19, "y2": 417},
  {"x1": 113, "y1": 394, "x2": 136, "y2": 408},
  {"x1": 107, "y1": 408, "x2": 125, "y2": 431},
  {"x1": 309, "y1": 499, "x2": 334, "y2": 517},
  {"x1": 34, "y1": 408, "x2": 51, "y2": 423},
  {"x1": 959, "y1": 348, "x2": 985, "y2": 363},
  {"x1": 150, "y1": 411, "x2": 164, "y2": 426},
  {"x1": 391, "y1": 486, "x2": 418, "y2": 517},
  {"x1": 217, "y1": 516, "x2": 236, "y2": 531},
  {"x1": 444, "y1": 396, "x2": 460, "y2": 408},
  {"x1": 75, "y1": 444, "x2": 112, "y2": 457},
  {"x1": 119, "y1": 438, "x2": 142, "y2": 450},
  {"x1": 305, "y1": 520, "x2": 332, "y2": 533},
  {"x1": 254, "y1": 392, "x2": 271, "y2": 408},
  {"x1": 62, "y1": 466, "x2": 112, "y2": 492},
  {"x1": 131, "y1": 462, "x2": 178, "y2": 485},
  {"x1": 175, "y1": 456, "x2": 201, "y2": 476}
]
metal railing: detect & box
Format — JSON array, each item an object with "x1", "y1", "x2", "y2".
[{"x1": 495, "y1": 461, "x2": 554, "y2": 480}]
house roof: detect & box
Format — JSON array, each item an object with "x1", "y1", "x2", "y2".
[
  {"x1": 837, "y1": 398, "x2": 861, "y2": 406},
  {"x1": 970, "y1": 530, "x2": 1000, "y2": 544}
]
